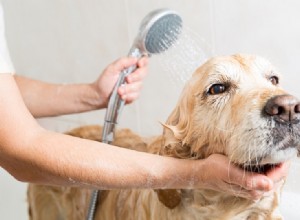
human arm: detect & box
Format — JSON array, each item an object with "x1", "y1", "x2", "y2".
[
  {"x1": 1, "y1": 74, "x2": 182, "y2": 189},
  {"x1": 14, "y1": 56, "x2": 148, "y2": 118}
]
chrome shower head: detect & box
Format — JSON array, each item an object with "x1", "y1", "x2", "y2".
[
  {"x1": 101, "y1": 8, "x2": 183, "y2": 144},
  {"x1": 102, "y1": 8, "x2": 183, "y2": 137},
  {"x1": 131, "y1": 8, "x2": 182, "y2": 55}
]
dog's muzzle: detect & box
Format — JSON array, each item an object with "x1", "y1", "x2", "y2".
[
  {"x1": 264, "y1": 94, "x2": 300, "y2": 152},
  {"x1": 243, "y1": 94, "x2": 300, "y2": 174}
]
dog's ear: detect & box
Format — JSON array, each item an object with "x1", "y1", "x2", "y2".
[
  {"x1": 161, "y1": 122, "x2": 194, "y2": 158},
  {"x1": 160, "y1": 76, "x2": 216, "y2": 159},
  {"x1": 155, "y1": 189, "x2": 182, "y2": 209},
  {"x1": 154, "y1": 86, "x2": 197, "y2": 209},
  {"x1": 160, "y1": 83, "x2": 197, "y2": 158}
]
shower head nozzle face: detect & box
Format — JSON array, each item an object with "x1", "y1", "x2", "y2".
[
  {"x1": 145, "y1": 13, "x2": 182, "y2": 54},
  {"x1": 134, "y1": 9, "x2": 182, "y2": 55}
]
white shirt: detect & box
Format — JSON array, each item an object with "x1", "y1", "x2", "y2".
[{"x1": 0, "y1": 3, "x2": 15, "y2": 74}]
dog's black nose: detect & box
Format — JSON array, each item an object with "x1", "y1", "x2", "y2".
[{"x1": 264, "y1": 95, "x2": 300, "y2": 123}]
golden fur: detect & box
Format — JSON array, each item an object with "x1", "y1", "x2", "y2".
[{"x1": 28, "y1": 54, "x2": 300, "y2": 220}]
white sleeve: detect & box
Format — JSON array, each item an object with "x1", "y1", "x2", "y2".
[{"x1": 0, "y1": 3, "x2": 15, "y2": 74}]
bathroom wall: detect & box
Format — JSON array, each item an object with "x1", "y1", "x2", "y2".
[{"x1": 0, "y1": 0, "x2": 299, "y2": 219}]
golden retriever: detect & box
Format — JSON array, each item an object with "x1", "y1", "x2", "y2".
[{"x1": 27, "y1": 54, "x2": 300, "y2": 220}]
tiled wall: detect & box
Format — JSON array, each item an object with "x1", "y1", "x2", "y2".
[{"x1": 1, "y1": 0, "x2": 299, "y2": 219}]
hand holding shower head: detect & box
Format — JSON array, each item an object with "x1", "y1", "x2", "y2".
[
  {"x1": 87, "y1": 9, "x2": 182, "y2": 220},
  {"x1": 102, "y1": 8, "x2": 182, "y2": 143}
]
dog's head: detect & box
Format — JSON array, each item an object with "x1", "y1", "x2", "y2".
[{"x1": 161, "y1": 54, "x2": 300, "y2": 172}]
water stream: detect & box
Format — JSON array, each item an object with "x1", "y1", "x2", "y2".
[{"x1": 153, "y1": 26, "x2": 211, "y2": 87}]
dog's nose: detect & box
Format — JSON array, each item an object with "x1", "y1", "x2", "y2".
[{"x1": 264, "y1": 95, "x2": 300, "y2": 122}]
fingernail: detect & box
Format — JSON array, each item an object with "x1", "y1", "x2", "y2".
[
  {"x1": 119, "y1": 84, "x2": 125, "y2": 94},
  {"x1": 262, "y1": 178, "x2": 272, "y2": 191},
  {"x1": 251, "y1": 179, "x2": 257, "y2": 188},
  {"x1": 121, "y1": 94, "x2": 127, "y2": 100},
  {"x1": 251, "y1": 178, "x2": 270, "y2": 190},
  {"x1": 126, "y1": 76, "x2": 132, "y2": 83}
]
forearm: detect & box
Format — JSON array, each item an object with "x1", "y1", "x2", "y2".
[
  {"x1": 1, "y1": 123, "x2": 198, "y2": 189},
  {"x1": 1, "y1": 75, "x2": 191, "y2": 189},
  {"x1": 14, "y1": 75, "x2": 104, "y2": 117},
  {"x1": 13, "y1": 56, "x2": 148, "y2": 117}
]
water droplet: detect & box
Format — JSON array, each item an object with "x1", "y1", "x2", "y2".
[{"x1": 153, "y1": 26, "x2": 211, "y2": 87}]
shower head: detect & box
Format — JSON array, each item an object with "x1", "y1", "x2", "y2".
[
  {"x1": 103, "y1": 8, "x2": 183, "y2": 127},
  {"x1": 102, "y1": 8, "x2": 183, "y2": 141},
  {"x1": 131, "y1": 8, "x2": 182, "y2": 55}
]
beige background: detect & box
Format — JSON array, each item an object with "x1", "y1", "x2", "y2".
[{"x1": 0, "y1": 0, "x2": 299, "y2": 219}]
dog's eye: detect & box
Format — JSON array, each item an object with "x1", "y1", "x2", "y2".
[
  {"x1": 269, "y1": 76, "x2": 279, "y2": 85},
  {"x1": 208, "y1": 84, "x2": 226, "y2": 95}
]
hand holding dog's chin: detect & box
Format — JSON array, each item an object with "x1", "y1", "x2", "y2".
[
  {"x1": 265, "y1": 160, "x2": 290, "y2": 182},
  {"x1": 198, "y1": 154, "x2": 286, "y2": 201}
]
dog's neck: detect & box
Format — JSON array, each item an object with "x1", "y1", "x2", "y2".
[{"x1": 149, "y1": 136, "x2": 281, "y2": 219}]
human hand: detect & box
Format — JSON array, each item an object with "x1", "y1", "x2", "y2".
[
  {"x1": 92, "y1": 56, "x2": 148, "y2": 108},
  {"x1": 264, "y1": 160, "x2": 291, "y2": 196},
  {"x1": 199, "y1": 154, "x2": 290, "y2": 200}
]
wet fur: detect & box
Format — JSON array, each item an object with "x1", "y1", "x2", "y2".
[{"x1": 28, "y1": 54, "x2": 300, "y2": 220}]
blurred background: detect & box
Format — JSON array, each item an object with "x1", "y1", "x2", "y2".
[{"x1": 0, "y1": 0, "x2": 299, "y2": 219}]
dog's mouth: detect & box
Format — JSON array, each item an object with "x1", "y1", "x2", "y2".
[{"x1": 242, "y1": 163, "x2": 283, "y2": 174}]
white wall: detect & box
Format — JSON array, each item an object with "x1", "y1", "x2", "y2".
[{"x1": 0, "y1": 0, "x2": 299, "y2": 219}]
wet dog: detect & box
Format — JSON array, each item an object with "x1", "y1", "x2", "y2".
[{"x1": 28, "y1": 54, "x2": 300, "y2": 220}]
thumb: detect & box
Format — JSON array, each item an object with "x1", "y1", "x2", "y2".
[{"x1": 227, "y1": 165, "x2": 273, "y2": 191}]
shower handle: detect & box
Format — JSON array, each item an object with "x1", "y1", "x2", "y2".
[{"x1": 102, "y1": 48, "x2": 143, "y2": 143}]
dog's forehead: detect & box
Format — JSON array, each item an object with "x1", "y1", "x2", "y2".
[
  {"x1": 196, "y1": 54, "x2": 275, "y2": 81},
  {"x1": 214, "y1": 55, "x2": 273, "y2": 78}
]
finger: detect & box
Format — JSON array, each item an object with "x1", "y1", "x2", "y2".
[
  {"x1": 224, "y1": 163, "x2": 273, "y2": 191},
  {"x1": 117, "y1": 88, "x2": 140, "y2": 103},
  {"x1": 117, "y1": 83, "x2": 142, "y2": 104},
  {"x1": 108, "y1": 57, "x2": 138, "y2": 73},
  {"x1": 122, "y1": 92, "x2": 140, "y2": 104},
  {"x1": 266, "y1": 161, "x2": 291, "y2": 182},
  {"x1": 204, "y1": 154, "x2": 271, "y2": 192},
  {"x1": 221, "y1": 182, "x2": 264, "y2": 200},
  {"x1": 118, "y1": 82, "x2": 142, "y2": 96},
  {"x1": 126, "y1": 67, "x2": 148, "y2": 83},
  {"x1": 240, "y1": 174, "x2": 273, "y2": 192},
  {"x1": 137, "y1": 56, "x2": 149, "y2": 67}
]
